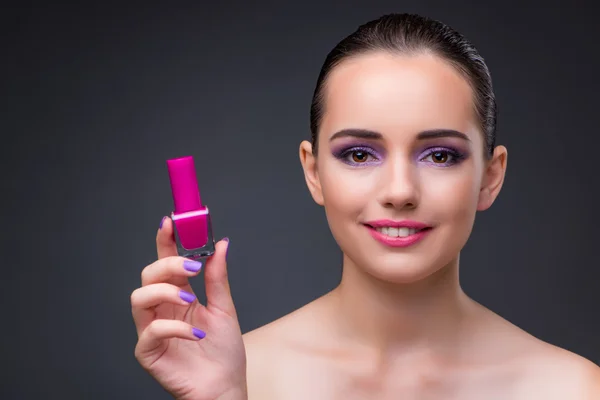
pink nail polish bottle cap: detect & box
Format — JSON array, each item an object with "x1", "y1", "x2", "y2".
[{"x1": 166, "y1": 156, "x2": 202, "y2": 214}]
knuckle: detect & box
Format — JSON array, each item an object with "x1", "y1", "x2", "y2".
[
  {"x1": 130, "y1": 288, "x2": 141, "y2": 306},
  {"x1": 140, "y1": 266, "x2": 150, "y2": 285},
  {"x1": 167, "y1": 255, "x2": 182, "y2": 268},
  {"x1": 145, "y1": 320, "x2": 159, "y2": 336}
]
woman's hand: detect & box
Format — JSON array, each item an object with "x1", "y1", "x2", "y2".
[{"x1": 131, "y1": 217, "x2": 247, "y2": 400}]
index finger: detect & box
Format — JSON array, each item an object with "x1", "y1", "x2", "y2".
[{"x1": 157, "y1": 216, "x2": 178, "y2": 259}]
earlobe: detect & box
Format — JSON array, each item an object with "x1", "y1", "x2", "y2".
[
  {"x1": 299, "y1": 140, "x2": 324, "y2": 206},
  {"x1": 477, "y1": 145, "x2": 508, "y2": 211},
  {"x1": 476, "y1": 187, "x2": 491, "y2": 211}
]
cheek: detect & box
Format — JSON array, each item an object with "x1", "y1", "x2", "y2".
[
  {"x1": 320, "y1": 168, "x2": 371, "y2": 215},
  {"x1": 422, "y1": 167, "x2": 480, "y2": 224},
  {"x1": 318, "y1": 165, "x2": 377, "y2": 241}
]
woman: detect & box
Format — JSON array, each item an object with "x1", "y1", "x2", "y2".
[{"x1": 130, "y1": 13, "x2": 600, "y2": 399}]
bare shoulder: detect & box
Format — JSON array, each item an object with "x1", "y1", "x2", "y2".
[
  {"x1": 516, "y1": 341, "x2": 600, "y2": 399},
  {"x1": 493, "y1": 317, "x2": 600, "y2": 400},
  {"x1": 472, "y1": 302, "x2": 600, "y2": 398},
  {"x1": 242, "y1": 296, "x2": 329, "y2": 399},
  {"x1": 241, "y1": 323, "x2": 280, "y2": 399},
  {"x1": 242, "y1": 296, "x2": 323, "y2": 355}
]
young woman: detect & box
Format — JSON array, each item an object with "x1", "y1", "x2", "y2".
[{"x1": 130, "y1": 13, "x2": 600, "y2": 400}]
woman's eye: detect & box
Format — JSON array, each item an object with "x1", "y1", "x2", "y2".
[
  {"x1": 351, "y1": 150, "x2": 370, "y2": 163},
  {"x1": 423, "y1": 150, "x2": 454, "y2": 164},
  {"x1": 432, "y1": 151, "x2": 450, "y2": 163},
  {"x1": 335, "y1": 147, "x2": 380, "y2": 166}
]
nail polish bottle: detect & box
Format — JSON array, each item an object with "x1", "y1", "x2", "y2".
[{"x1": 167, "y1": 156, "x2": 216, "y2": 260}]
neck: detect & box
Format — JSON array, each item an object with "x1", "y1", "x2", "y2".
[{"x1": 327, "y1": 253, "x2": 475, "y2": 354}]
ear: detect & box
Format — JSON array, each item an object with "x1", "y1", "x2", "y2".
[
  {"x1": 477, "y1": 145, "x2": 508, "y2": 211},
  {"x1": 299, "y1": 140, "x2": 324, "y2": 206}
]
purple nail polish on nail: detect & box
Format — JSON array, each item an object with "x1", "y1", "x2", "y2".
[
  {"x1": 159, "y1": 216, "x2": 167, "y2": 229},
  {"x1": 184, "y1": 260, "x2": 202, "y2": 272},
  {"x1": 192, "y1": 327, "x2": 206, "y2": 339},
  {"x1": 179, "y1": 290, "x2": 196, "y2": 303},
  {"x1": 222, "y1": 237, "x2": 229, "y2": 243}
]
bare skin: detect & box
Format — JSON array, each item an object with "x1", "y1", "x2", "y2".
[
  {"x1": 243, "y1": 52, "x2": 600, "y2": 399},
  {"x1": 244, "y1": 287, "x2": 600, "y2": 400},
  {"x1": 132, "y1": 51, "x2": 600, "y2": 399}
]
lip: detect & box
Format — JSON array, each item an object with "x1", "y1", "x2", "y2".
[
  {"x1": 363, "y1": 220, "x2": 432, "y2": 248},
  {"x1": 363, "y1": 219, "x2": 431, "y2": 229}
]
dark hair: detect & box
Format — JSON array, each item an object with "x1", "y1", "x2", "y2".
[{"x1": 309, "y1": 13, "x2": 496, "y2": 158}]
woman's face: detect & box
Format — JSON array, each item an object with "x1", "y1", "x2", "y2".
[{"x1": 300, "y1": 51, "x2": 506, "y2": 283}]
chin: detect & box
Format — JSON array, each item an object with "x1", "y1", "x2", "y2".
[{"x1": 362, "y1": 255, "x2": 448, "y2": 285}]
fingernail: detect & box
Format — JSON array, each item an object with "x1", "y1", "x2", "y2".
[
  {"x1": 159, "y1": 216, "x2": 167, "y2": 229},
  {"x1": 183, "y1": 260, "x2": 202, "y2": 272},
  {"x1": 222, "y1": 237, "x2": 229, "y2": 243},
  {"x1": 179, "y1": 290, "x2": 196, "y2": 303},
  {"x1": 192, "y1": 327, "x2": 206, "y2": 339}
]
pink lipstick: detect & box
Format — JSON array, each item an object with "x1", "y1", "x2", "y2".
[
  {"x1": 167, "y1": 156, "x2": 216, "y2": 259},
  {"x1": 363, "y1": 219, "x2": 432, "y2": 248}
]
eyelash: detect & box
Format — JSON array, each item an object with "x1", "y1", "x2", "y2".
[
  {"x1": 337, "y1": 146, "x2": 381, "y2": 166},
  {"x1": 419, "y1": 147, "x2": 465, "y2": 167},
  {"x1": 335, "y1": 146, "x2": 465, "y2": 167}
]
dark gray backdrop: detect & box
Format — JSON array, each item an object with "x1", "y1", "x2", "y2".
[{"x1": 2, "y1": 1, "x2": 598, "y2": 399}]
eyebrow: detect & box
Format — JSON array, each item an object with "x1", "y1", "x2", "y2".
[{"x1": 329, "y1": 128, "x2": 471, "y2": 142}]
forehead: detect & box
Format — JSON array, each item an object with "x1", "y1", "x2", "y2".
[{"x1": 321, "y1": 52, "x2": 478, "y2": 139}]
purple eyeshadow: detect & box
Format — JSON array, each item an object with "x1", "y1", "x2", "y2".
[
  {"x1": 331, "y1": 143, "x2": 384, "y2": 166},
  {"x1": 416, "y1": 146, "x2": 468, "y2": 167},
  {"x1": 331, "y1": 141, "x2": 470, "y2": 168}
]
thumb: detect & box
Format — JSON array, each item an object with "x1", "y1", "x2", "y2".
[
  {"x1": 156, "y1": 216, "x2": 178, "y2": 259},
  {"x1": 204, "y1": 238, "x2": 237, "y2": 318}
]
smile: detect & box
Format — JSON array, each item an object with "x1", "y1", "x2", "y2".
[
  {"x1": 374, "y1": 226, "x2": 427, "y2": 237},
  {"x1": 363, "y1": 220, "x2": 433, "y2": 248}
]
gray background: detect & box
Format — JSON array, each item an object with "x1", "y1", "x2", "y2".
[{"x1": 2, "y1": 1, "x2": 598, "y2": 399}]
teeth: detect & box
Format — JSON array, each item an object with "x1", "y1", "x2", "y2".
[{"x1": 375, "y1": 227, "x2": 420, "y2": 237}]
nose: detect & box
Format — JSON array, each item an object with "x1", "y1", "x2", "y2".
[{"x1": 377, "y1": 155, "x2": 420, "y2": 210}]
